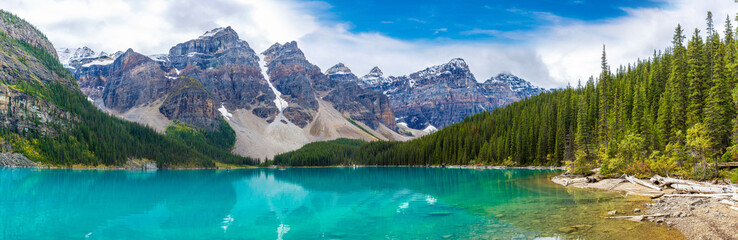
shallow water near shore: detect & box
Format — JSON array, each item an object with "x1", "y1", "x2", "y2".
[{"x1": 0, "y1": 167, "x2": 683, "y2": 239}]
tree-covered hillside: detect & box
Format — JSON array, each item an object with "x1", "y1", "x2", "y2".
[
  {"x1": 279, "y1": 12, "x2": 738, "y2": 179},
  {"x1": 357, "y1": 12, "x2": 738, "y2": 178}
]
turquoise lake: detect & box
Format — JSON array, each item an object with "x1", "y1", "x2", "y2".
[{"x1": 0, "y1": 167, "x2": 682, "y2": 239}]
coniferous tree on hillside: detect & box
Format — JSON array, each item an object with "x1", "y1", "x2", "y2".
[{"x1": 276, "y1": 12, "x2": 738, "y2": 179}]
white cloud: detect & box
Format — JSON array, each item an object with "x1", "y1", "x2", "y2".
[{"x1": 3, "y1": 0, "x2": 738, "y2": 89}]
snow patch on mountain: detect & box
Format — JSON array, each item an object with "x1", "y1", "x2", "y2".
[
  {"x1": 218, "y1": 104, "x2": 232, "y2": 120},
  {"x1": 259, "y1": 54, "x2": 288, "y2": 113},
  {"x1": 57, "y1": 47, "x2": 124, "y2": 68},
  {"x1": 199, "y1": 27, "x2": 226, "y2": 39},
  {"x1": 414, "y1": 58, "x2": 468, "y2": 80},
  {"x1": 423, "y1": 125, "x2": 438, "y2": 133},
  {"x1": 360, "y1": 66, "x2": 393, "y2": 87},
  {"x1": 81, "y1": 59, "x2": 114, "y2": 67},
  {"x1": 489, "y1": 73, "x2": 548, "y2": 99}
]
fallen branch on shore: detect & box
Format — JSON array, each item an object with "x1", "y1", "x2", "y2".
[
  {"x1": 606, "y1": 214, "x2": 666, "y2": 222},
  {"x1": 650, "y1": 175, "x2": 694, "y2": 187},
  {"x1": 625, "y1": 175, "x2": 662, "y2": 191},
  {"x1": 663, "y1": 193, "x2": 734, "y2": 199}
]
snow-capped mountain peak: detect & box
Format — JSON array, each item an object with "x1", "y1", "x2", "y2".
[
  {"x1": 326, "y1": 62, "x2": 352, "y2": 76},
  {"x1": 360, "y1": 66, "x2": 392, "y2": 88},
  {"x1": 199, "y1": 27, "x2": 227, "y2": 39},
  {"x1": 487, "y1": 73, "x2": 547, "y2": 99},
  {"x1": 410, "y1": 58, "x2": 473, "y2": 84},
  {"x1": 56, "y1": 47, "x2": 124, "y2": 68}
]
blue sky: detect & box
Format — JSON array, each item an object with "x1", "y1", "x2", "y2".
[
  {"x1": 314, "y1": 0, "x2": 664, "y2": 42},
  {"x1": 4, "y1": 0, "x2": 736, "y2": 88}
]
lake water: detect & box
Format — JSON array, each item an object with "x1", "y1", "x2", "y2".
[{"x1": 0, "y1": 167, "x2": 683, "y2": 239}]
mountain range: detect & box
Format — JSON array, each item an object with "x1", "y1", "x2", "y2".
[{"x1": 59, "y1": 26, "x2": 548, "y2": 159}]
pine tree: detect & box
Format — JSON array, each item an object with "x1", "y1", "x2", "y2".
[
  {"x1": 704, "y1": 34, "x2": 731, "y2": 158},
  {"x1": 598, "y1": 45, "x2": 610, "y2": 148},
  {"x1": 669, "y1": 24, "x2": 688, "y2": 139},
  {"x1": 687, "y1": 28, "x2": 707, "y2": 125}
]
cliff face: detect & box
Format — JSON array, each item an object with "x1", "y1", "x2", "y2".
[
  {"x1": 0, "y1": 11, "x2": 57, "y2": 61},
  {"x1": 325, "y1": 63, "x2": 397, "y2": 130},
  {"x1": 0, "y1": 85, "x2": 73, "y2": 136},
  {"x1": 262, "y1": 41, "x2": 321, "y2": 127},
  {"x1": 102, "y1": 49, "x2": 173, "y2": 111},
  {"x1": 159, "y1": 77, "x2": 221, "y2": 131},
  {"x1": 0, "y1": 10, "x2": 75, "y2": 136},
  {"x1": 167, "y1": 27, "x2": 277, "y2": 118}
]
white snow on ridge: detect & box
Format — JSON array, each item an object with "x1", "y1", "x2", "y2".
[
  {"x1": 218, "y1": 104, "x2": 232, "y2": 120},
  {"x1": 200, "y1": 27, "x2": 226, "y2": 39},
  {"x1": 81, "y1": 59, "x2": 114, "y2": 67},
  {"x1": 259, "y1": 54, "x2": 288, "y2": 113},
  {"x1": 423, "y1": 125, "x2": 438, "y2": 133}
]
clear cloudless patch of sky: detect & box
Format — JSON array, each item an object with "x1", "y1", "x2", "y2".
[{"x1": 312, "y1": 0, "x2": 664, "y2": 41}]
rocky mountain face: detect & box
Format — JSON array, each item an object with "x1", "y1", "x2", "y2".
[
  {"x1": 359, "y1": 59, "x2": 547, "y2": 130},
  {"x1": 57, "y1": 22, "x2": 549, "y2": 159},
  {"x1": 0, "y1": 11, "x2": 75, "y2": 136},
  {"x1": 325, "y1": 63, "x2": 396, "y2": 130},
  {"x1": 62, "y1": 28, "x2": 405, "y2": 159},
  {"x1": 0, "y1": 12, "x2": 57, "y2": 61},
  {"x1": 159, "y1": 77, "x2": 221, "y2": 131},
  {"x1": 102, "y1": 49, "x2": 173, "y2": 111},
  {"x1": 165, "y1": 26, "x2": 277, "y2": 119},
  {"x1": 64, "y1": 27, "x2": 280, "y2": 130},
  {"x1": 261, "y1": 41, "x2": 321, "y2": 127},
  {"x1": 487, "y1": 73, "x2": 548, "y2": 100}
]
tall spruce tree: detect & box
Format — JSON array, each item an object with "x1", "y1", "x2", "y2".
[
  {"x1": 598, "y1": 45, "x2": 610, "y2": 149},
  {"x1": 687, "y1": 28, "x2": 707, "y2": 125},
  {"x1": 669, "y1": 24, "x2": 688, "y2": 140},
  {"x1": 704, "y1": 33, "x2": 731, "y2": 158}
]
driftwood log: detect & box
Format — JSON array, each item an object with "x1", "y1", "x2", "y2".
[
  {"x1": 671, "y1": 183, "x2": 735, "y2": 194},
  {"x1": 625, "y1": 175, "x2": 662, "y2": 191},
  {"x1": 650, "y1": 175, "x2": 693, "y2": 186},
  {"x1": 663, "y1": 193, "x2": 733, "y2": 199}
]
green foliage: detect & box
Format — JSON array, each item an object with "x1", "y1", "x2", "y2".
[
  {"x1": 273, "y1": 138, "x2": 366, "y2": 166},
  {"x1": 165, "y1": 120, "x2": 254, "y2": 166},
  {"x1": 298, "y1": 13, "x2": 738, "y2": 179},
  {"x1": 727, "y1": 169, "x2": 738, "y2": 183}
]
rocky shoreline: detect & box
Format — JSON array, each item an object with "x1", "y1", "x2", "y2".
[
  {"x1": 0, "y1": 153, "x2": 37, "y2": 168},
  {"x1": 0, "y1": 156, "x2": 159, "y2": 170},
  {"x1": 552, "y1": 174, "x2": 738, "y2": 240}
]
